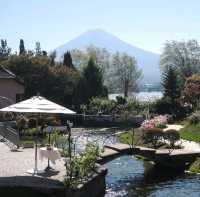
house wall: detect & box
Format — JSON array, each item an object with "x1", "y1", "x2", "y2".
[{"x1": 0, "y1": 78, "x2": 24, "y2": 106}]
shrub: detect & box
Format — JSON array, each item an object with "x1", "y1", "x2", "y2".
[
  {"x1": 64, "y1": 143, "x2": 100, "y2": 188},
  {"x1": 126, "y1": 98, "x2": 146, "y2": 114},
  {"x1": 118, "y1": 130, "x2": 134, "y2": 145},
  {"x1": 189, "y1": 157, "x2": 200, "y2": 173},
  {"x1": 188, "y1": 111, "x2": 200, "y2": 124},
  {"x1": 156, "y1": 123, "x2": 167, "y2": 129},
  {"x1": 153, "y1": 97, "x2": 186, "y2": 119},
  {"x1": 87, "y1": 97, "x2": 116, "y2": 114},
  {"x1": 53, "y1": 134, "x2": 70, "y2": 157},
  {"x1": 116, "y1": 96, "x2": 126, "y2": 105},
  {"x1": 164, "y1": 129, "x2": 180, "y2": 148},
  {"x1": 181, "y1": 74, "x2": 200, "y2": 109},
  {"x1": 143, "y1": 128, "x2": 164, "y2": 148},
  {"x1": 153, "y1": 97, "x2": 173, "y2": 114}
]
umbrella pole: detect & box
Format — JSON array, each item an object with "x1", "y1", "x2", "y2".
[
  {"x1": 34, "y1": 118, "x2": 39, "y2": 173},
  {"x1": 33, "y1": 118, "x2": 39, "y2": 174},
  {"x1": 68, "y1": 124, "x2": 72, "y2": 179},
  {"x1": 46, "y1": 133, "x2": 51, "y2": 171},
  {"x1": 27, "y1": 118, "x2": 41, "y2": 175},
  {"x1": 35, "y1": 139, "x2": 38, "y2": 173}
]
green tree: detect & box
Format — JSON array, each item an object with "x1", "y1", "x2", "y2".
[
  {"x1": 19, "y1": 39, "x2": 25, "y2": 55},
  {"x1": 35, "y1": 42, "x2": 42, "y2": 56},
  {"x1": 154, "y1": 67, "x2": 184, "y2": 117},
  {"x1": 3, "y1": 54, "x2": 81, "y2": 107},
  {"x1": 49, "y1": 50, "x2": 56, "y2": 66},
  {"x1": 160, "y1": 40, "x2": 200, "y2": 85},
  {"x1": 110, "y1": 52, "x2": 142, "y2": 97},
  {"x1": 83, "y1": 57, "x2": 107, "y2": 102},
  {"x1": 162, "y1": 66, "x2": 180, "y2": 103},
  {"x1": 0, "y1": 39, "x2": 11, "y2": 61},
  {"x1": 42, "y1": 50, "x2": 47, "y2": 56},
  {"x1": 71, "y1": 46, "x2": 110, "y2": 88},
  {"x1": 182, "y1": 74, "x2": 200, "y2": 109},
  {"x1": 63, "y1": 51, "x2": 73, "y2": 68}
]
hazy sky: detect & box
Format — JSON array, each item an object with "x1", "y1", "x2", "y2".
[{"x1": 1, "y1": 0, "x2": 200, "y2": 54}]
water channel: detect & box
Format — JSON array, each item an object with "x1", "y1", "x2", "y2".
[{"x1": 73, "y1": 128, "x2": 200, "y2": 197}]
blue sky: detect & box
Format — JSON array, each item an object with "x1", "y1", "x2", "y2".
[{"x1": 1, "y1": 0, "x2": 200, "y2": 53}]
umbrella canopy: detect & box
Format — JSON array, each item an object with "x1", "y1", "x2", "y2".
[
  {"x1": 0, "y1": 96, "x2": 76, "y2": 114},
  {"x1": 0, "y1": 96, "x2": 75, "y2": 175}
]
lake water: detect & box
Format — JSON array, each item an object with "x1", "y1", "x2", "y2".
[
  {"x1": 73, "y1": 129, "x2": 200, "y2": 197},
  {"x1": 109, "y1": 91, "x2": 163, "y2": 102}
]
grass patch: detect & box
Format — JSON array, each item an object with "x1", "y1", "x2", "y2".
[
  {"x1": 118, "y1": 131, "x2": 134, "y2": 145},
  {"x1": 188, "y1": 158, "x2": 200, "y2": 173},
  {"x1": 179, "y1": 123, "x2": 200, "y2": 142}
]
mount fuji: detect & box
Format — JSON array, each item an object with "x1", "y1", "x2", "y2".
[{"x1": 55, "y1": 29, "x2": 161, "y2": 84}]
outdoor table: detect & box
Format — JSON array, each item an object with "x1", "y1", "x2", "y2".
[{"x1": 39, "y1": 147, "x2": 61, "y2": 170}]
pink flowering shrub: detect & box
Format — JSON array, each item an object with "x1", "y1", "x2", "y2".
[{"x1": 141, "y1": 115, "x2": 168, "y2": 130}]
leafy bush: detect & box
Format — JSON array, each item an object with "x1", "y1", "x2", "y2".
[
  {"x1": 64, "y1": 143, "x2": 100, "y2": 188},
  {"x1": 182, "y1": 74, "x2": 200, "y2": 109},
  {"x1": 53, "y1": 134, "x2": 70, "y2": 157},
  {"x1": 143, "y1": 128, "x2": 164, "y2": 148},
  {"x1": 126, "y1": 98, "x2": 144, "y2": 113},
  {"x1": 188, "y1": 111, "x2": 200, "y2": 124},
  {"x1": 153, "y1": 97, "x2": 173, "y2": 114},
  {"x1": 153, "y1": 97, "x2": 186, "y2": 119},
  {"x1": 118, "y1": 131, "x2": 133, "y2": 145},
  {"x1": 116, "y1": 96, "x2": 126, "y2": 105},
  {"x1": 87, "y1": 97, "x2": 116, "y2": 114},
  {"x1": 118, "y1": 129, "x2": 135, "y2": 147},
  {"x1": 189, "y1": 157, "x2": 200, "y2": 173},
  {"x1": 164, "y1": 129, "x2": 180, "y2": 148},
  {"x1": 156, "y1": 123, "x2": 167, "y2": 129}
]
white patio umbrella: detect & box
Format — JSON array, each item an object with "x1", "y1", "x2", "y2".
[{"x1": 0, "y1": 96, "x2": 76, "y2": 174}]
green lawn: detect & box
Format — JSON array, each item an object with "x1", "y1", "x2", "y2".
[
  {"x1": 118, "y1": 131, "x2": 133, "y2": 145},
  {"x1": 179, "y1": 123, "x2": 200, "y2": 142}
]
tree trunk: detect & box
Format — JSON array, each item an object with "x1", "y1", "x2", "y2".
[{"x1": 124, "y1": 79, "x2": 129, "y2": 97}]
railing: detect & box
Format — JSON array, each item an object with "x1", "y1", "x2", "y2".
[{"x1": 0, "y1": 122, "x2": 20, "y2": 148}]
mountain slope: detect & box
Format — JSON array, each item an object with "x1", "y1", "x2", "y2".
[{"x1": 55, "y1": 29, "x2": 161, "y2": 83}]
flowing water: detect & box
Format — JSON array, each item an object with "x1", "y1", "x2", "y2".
[{"x1": 73, "y1": 128, "x2": 200, "y2": 197}]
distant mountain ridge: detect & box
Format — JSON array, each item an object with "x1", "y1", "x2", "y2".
[{"x1": 55, "y1": 29, "x2": 161, "y2": 84}]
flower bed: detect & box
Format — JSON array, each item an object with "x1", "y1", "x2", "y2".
[{"x1": 141, "y1": 115, "x2": 168, "y2": 130}]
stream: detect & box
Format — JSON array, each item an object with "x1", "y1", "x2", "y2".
[{"x1": 72, "y1": 128, "x2": 200, "y2": 197}]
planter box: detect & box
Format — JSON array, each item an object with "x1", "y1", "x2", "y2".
[{"x1": 0, "y1": 167, "x2": 107, "y2": 197}]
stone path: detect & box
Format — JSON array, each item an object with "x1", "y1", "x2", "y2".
[{"x1": 164, "y1": 124, "x2": 184, "y2": 131}]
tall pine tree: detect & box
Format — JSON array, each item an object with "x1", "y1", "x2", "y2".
[
  {"x1": 63, "y1": 51, "x2": 73, "y2": 68},
  {"x1": 19, "y1": 39, "x2": 25, "y2": 55},
  {"x1": 162, "y1": 66, "x2": 180, "y2": 103},
  {"x1": 35, "y1": 42, "x2": 42, "y2": 56},
  {"x1": 83, "y1": 57, "x2": 107, "y2": 101},
  {"x1": 0, "y1": 39, "x2": 11, "y2": 61}
]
